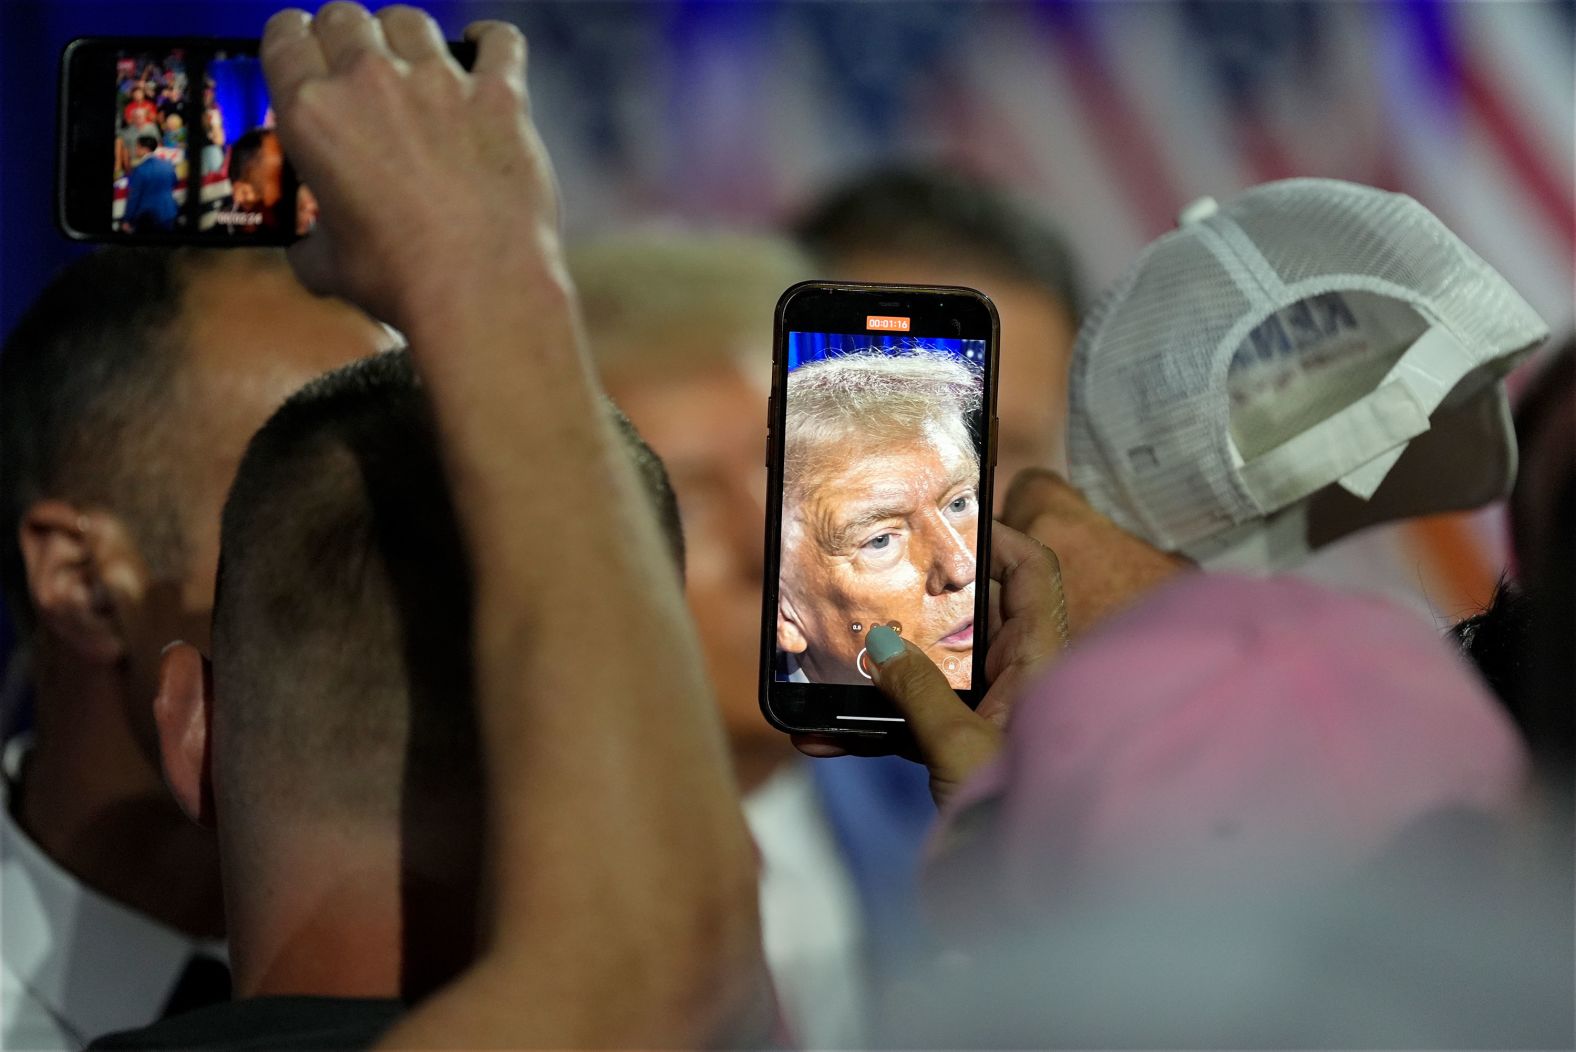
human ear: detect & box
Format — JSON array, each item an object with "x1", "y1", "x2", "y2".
[
  {"x1": 776, "y1": 594, "x2": 808, "y2": 655},
  {"x1": 18, "y1": 501, "x2": 147, "y2": 664},
  {"x1": 153, "y1": 642, "x2": 216, "y2": 827}
]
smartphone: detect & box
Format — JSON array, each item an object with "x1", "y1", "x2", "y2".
[
  {"x1": 760, "y1": 282, "x2": 1000, "y2": 736},
  {"x1": 57, "y1": 36, "x2": 473, "y2": 244}
]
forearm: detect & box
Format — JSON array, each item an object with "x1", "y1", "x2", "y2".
[
  {"x1": 399, "y1": 283, "x2": 764, "y2": 1037},
  {"x1": 259, "y1": 9, "x2": 767, "y2": 1040}
]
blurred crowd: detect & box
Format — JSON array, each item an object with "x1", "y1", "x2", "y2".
[
  {"x1": 114, "y1": 53, "x2": 188, "y2": 232},
  {"x1": 1, "y1": 4, "x2": 1571, "y2": 1051}
]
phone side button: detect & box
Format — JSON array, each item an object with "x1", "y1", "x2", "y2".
[
  {"x1": 989, "y1": 415, "x2": 999, "y2": 467},
  {"x1": 765, "y1": 395, "x2": 775, "y2": 466}
]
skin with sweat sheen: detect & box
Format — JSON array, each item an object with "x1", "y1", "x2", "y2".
[{"x1": 779, "y1": 432, "x2": 979, "y2": 687}]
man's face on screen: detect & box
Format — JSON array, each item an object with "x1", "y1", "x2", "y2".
[
  {"x1": 234, "y1": 133, "x2": 284, "y2": 212},
  {"x1": 779, "y1": 430, "x2": 978, "y2": 688}
]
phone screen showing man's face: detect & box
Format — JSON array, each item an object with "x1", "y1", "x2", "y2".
[{"x1": 773, "y1": 332, "x2": 986, "y2": 690}]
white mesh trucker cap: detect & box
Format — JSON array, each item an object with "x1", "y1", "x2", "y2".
[{"x1": 1066, "y1": 178, "x2": 1549, "y2": 570}]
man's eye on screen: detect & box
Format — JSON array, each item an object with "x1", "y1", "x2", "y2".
[
  {"x1": 857, "y1": 530, "x2": 904, "y2": 568},
  {"x1": 945, "y1": 491, "x2": 978, "y2": 518}
]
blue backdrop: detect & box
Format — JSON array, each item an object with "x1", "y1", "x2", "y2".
[
  {"x1": 208, "y1": 54, "x2": 271, "y2": 148},
  {"x1": 786, "y1": 331, "x2": 987, "y2": 371}
]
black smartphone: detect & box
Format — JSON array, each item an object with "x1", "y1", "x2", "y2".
[
  {"x1": 57, "y1": 36, "x2": 474, "y2": 244},
  {"x1": 760, "y1": 282, "x2": 1000, "y2": 736}
]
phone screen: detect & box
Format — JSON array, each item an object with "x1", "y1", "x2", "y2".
[
  {"x1": 111, "y1": 48, "x2": 192, "y2": 234},
  {"x1": 64, "y1": 36, "x2": 470, "y2": 244},
  {"x1": 762, "y1": 283, "x2": 998, "y2": 733},
  {"x1": 107, "y1": 45, "x2": 306, "y2": 239}
]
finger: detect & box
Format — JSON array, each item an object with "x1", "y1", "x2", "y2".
[
  {"x1": 261, "y1": 8, "x2": 325, "y2": 115},
  {"x1": 1000, "y1": 466, "x2": 1084, "y2": 534},
  {"x1": 792, "y1": 736, "x2": 850, "y2": 758},
  {"x1": 465, "y1": 19, "x2": 527, "y2": 94},
  {"x1": 991, "y1": 522, "x2": 1070, "y2": 649},
  {"x1": 377, "y1": 4, "x2": 450, "y2": 67},
  {"x1": 792, "y1": 731, "x2": 922, "y2": 763},
  {"x1": 314, "y1": 1, "x2": 390, "y2": 74},
  {"x1": 865, "y1": 626, "x2": 990, "y2": 761}
]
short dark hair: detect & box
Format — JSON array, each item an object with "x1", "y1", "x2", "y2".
[
  {"x1": 212, "y1": 350, "x2": 685, "y2": 818},
  {"x1": 136, "y1": 133, "x2": 160, "y2": 152},
  {"x1": 794, "y1": 165, "x2": 1084, "y2": 319},
  {"x1": 228, "y1": 128, "x2": 272, "y2": 184},
  {"x1": 0, "y1": 248, "x2": 198, "y2": 633},
  {"x1": 1453, "y1": 578, "x2": 1536, "y2": 721}
]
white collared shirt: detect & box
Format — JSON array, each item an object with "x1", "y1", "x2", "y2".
[
  {"x1": 1, "y1": 738, "x2": 223, "y2": 1050},
  {"x1": 744, "y1": 761, "x2": 867, "y2": 1051}
]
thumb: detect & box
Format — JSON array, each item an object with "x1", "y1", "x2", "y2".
[{"x1": 865, "y1": 625, "x2": 1000, "y2": 781}]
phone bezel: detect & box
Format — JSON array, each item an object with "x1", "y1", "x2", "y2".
[{"x1": 759, "y1": 280, "x2": 1000, "y2": 736}]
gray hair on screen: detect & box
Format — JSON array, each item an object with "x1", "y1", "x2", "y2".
[{"x1": 783, "y1": 349, "x2": 981, "y2": 502}]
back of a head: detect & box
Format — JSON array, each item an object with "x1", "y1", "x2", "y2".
[
  {"x1": 228, "y1": 128, "x2": 271, "y2": 184},
  {"x1": 793, "y1": 165, "x2": 1083, "y2": 318},
  {"x1": 213, "y1": 350, "x2": 684, "y2": 824},
  {"x1": 1506, "y1": 339, "x2": 1576, "y2": 792},
  {"x1": 571, "y1": 228, "x2": 813, "y2": 382},
  {"x1": 1, "y1": 247, "x2": 204, "y2": 634}
]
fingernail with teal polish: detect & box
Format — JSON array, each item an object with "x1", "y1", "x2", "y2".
[{"x1": 866, "y1": 624, "x2": 904, "y2": 665}]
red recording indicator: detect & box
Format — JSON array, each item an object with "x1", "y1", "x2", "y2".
[{"x1": 866, "y1": 315, "x2": 911, "y2": 332}]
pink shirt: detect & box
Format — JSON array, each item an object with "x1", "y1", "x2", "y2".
[{"x1": 933, "y1": 573, "x2": 1528, "y2": 917}]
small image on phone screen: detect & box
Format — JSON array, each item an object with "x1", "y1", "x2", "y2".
[
  {"x1": 774, "y1": 331, "x2": 986, "y2": 690},
  {"x1": 112, "y1": 49, "x2": 190, "y2": 233},
  {"x1": 198, "y1": 52, "x2": 317, "y2": 237}
]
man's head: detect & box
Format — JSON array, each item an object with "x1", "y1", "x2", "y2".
[
  {"x1": 228, "y1": 129, "x2": 283, "y2": 211},
  {"x1": 153, "y1": 350, "x2": 683, "y2": 992},
  {"x1": 130, "y1": 86, "x2": 145, "y2": 102},
  {"x1": 573, "y1": 231, "x2": 811, "y2": 761},
  {"x1": 778, "y1": 351, "x2": 981, "y2": 687},
  {"x1": 135, "y1": 133, "x2": 159, "y2": 158},
  {"x1": 0, "y1": 247, "x2": 387, "y2": 759},
  {"x1": 795, "y1": 166, "x2": 1082, "y2": 484}
]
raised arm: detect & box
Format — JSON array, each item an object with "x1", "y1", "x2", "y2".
[{"x1": 261, "y1": 6, "x2": 767, "y2": 1044}]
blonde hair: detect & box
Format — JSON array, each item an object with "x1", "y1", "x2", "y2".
[
  {"x1": 570, "y1": 229, "x2": 813, "y2": 383},
  {"x1": 784, "y1": 349, "x2": 981, "y2": 501}
]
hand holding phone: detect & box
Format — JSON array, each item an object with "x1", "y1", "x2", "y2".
[
  {"x1": 260, "y1": 9, "x2": 544, "y2": 330},
  {"x1": 760, "y1": 282, "x2": 1001, "y2": 736},
  {"x1": 57, "y1": 31, "x2": 474, "y2": 246},
  {"x1": 793, "y1": 523, "x2": 1069, "y2": 805}
]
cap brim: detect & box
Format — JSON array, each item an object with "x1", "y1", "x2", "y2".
[{"x1": 1190, "y1": 384, "x2": 1516, "y2": 572}]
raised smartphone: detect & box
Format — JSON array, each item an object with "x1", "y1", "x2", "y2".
[
  {"x1": 760, "y1": 282, "x2": 1000, "y2": 735},
  {"x1": 57, "y1": 36, "x2": 473, "y2": 244}
]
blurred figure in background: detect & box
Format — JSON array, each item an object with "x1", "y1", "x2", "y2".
[
  {"x1": 875, "y1": 568, "x2": 1566, "y2": 1048},
  {"x1": 851, "y1": 494, "x2": 1566, "y2": 1048},
  {"x1": 573, "y1": 230, "x2": 935, "y2": 1048},
  {"x1": 1455, "y1": 337, "x2": 1575, "y2": 810},
  {"x1": 795, "y1": 166, "x2": 1083, "y2": 487},
  {"x1": 0, "y1": 248, "x2": 387, "y2": 1049},
  {"x1": 121, "y1": 134, "x2": 178, "y2": 234}
]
